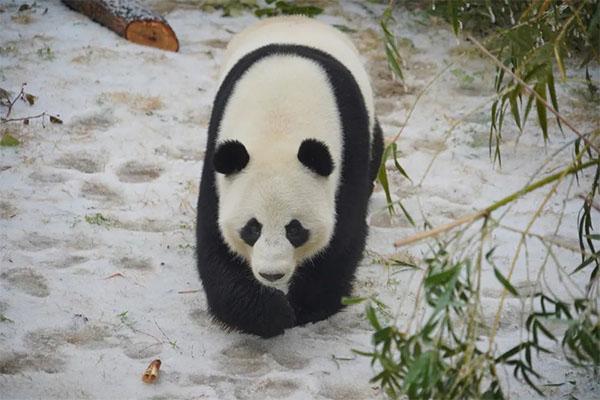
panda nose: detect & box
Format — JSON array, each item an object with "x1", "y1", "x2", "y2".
[{"x1": 259, "y1": 272, "x2": 285, "y2": 282}]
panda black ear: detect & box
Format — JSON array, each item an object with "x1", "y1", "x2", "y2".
[
  {"x1": 297, "y1": 139, "x2": 334, "y2": 177},
  {"x1": 213, "y1": 140, "x2": 250, "y2": 175}
]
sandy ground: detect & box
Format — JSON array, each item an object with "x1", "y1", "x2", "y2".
[{"x1": 0, "y1": 1, "x2": 598, "y2": 399}]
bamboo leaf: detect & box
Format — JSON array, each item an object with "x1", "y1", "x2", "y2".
[
  {"x1": 365, "y1": 305, "x2": 382, "y2": 331},
  {"x1": 390, "y1": 143, "x2": 411, "y2": 181},
  {"x1": 447, "y1": 0, "x2": 460, "y2": 35},
  {"x1": 523, "y1": 94, "x2": 535, "y2": 129},
  {"x1": 534, "y1": 82, "x2": 548, "y2": 141},
  {"x1": 570, "y1": 251, "x2": 599, "y2": 275},
  {"x1": 494, "y1": 267, "x2": 519, "y2": 296},
  {"x1": 425, "y1": 264, "x2": 460, "y2": 287},
  {"x1": 553, "y1": 43, "x2": 566, "y2": 81},
  {"x1": 397, "y1": 200, "x2": 415, "y2": 227},
  {"x1": 377, "y1": 154, "x2": 395, "y2": 215},
  {"x1": 509, "y1": 87, "x2": 522, "y2": 131},
  {"x1": 546, "y1": 72, "x2": 563, "y2": 132},
  {"x1": 341, "y1": 296, "x2": 367, "y2": 305}
]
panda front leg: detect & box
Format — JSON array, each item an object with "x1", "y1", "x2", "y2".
[
  {"x1": 287, "y1": 251, "x2": 358, "y2": 326},
  {"x1": 199, "y1": 248, "x2": 296, "y2": 338}
]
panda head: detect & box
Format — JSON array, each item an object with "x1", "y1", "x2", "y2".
[{"x1": 213, "y1": 138, "x2": 336, "y2": 291}]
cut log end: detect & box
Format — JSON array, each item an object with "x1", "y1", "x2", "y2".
[{"x1": 126, "y1": 21, "x2": 179, "y2": 52}]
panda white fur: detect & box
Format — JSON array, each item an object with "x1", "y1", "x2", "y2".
[{"x1": 196, "y1": 16, "x2": 384, "y2": 338}]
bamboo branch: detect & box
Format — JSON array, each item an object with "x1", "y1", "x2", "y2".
[
  {"x1": 394, "y1": 159, "x2": 599, "y2": 247},
  {"x1": 466, "y1": 35, "x2": 600, "y2": 154}
]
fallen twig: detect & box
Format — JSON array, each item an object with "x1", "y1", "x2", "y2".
[
  {"x1": 177, "y1": 289, "x2": 200, "y2": 294},
  {"x1": 104, "y1": 272, "x2": 125, "y2": 279}
]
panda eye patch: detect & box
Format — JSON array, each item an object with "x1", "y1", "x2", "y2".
[
  {"x1": 240, "y1": 218, "x2": 262, "y2": 246},
  {"x1": 285, "y1": 219, "x2": 309, "y2": 248}
]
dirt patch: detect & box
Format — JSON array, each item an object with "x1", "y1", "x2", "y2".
[
  {"x1": 219, "y1": 340, "x2": 270, "y2": 376},
  {"x1": 202, "y1": 38, "x2": 228, "y2": 49},
  {"x1": 1, "y1": 268, "x2": 50, "y2": 297},
  {"x1": 122, "y1": 340, "x2": 162, "y2": 359},
  {"x1": 28, "y1": 170, "x2": 68, "y2": 183},
  {"x1": 0, "y1": 351, "x2": 65, "y2": 375},
  {"x1": 235, "y1": 378, "x2": 300, "y2": 400},
  {"x1": 98, "y1": 92, "x2": 163, "y2": 113},
  {"x1": 69, "y1": 110, "x2": 116, "y2": 137},
  {"x1": 116, "y1": 257, "x2": 153, "y2": 271},
  {"x1": 114, "y1": 218, "x2": 179, "y2": 232},
  {"x1": 80, "y1": 180, "x2": 122, "y2": 203},
  {"x1": 16, "y1": 232, "x2": 60, "y2": 251},
  {"x1": 71, "y1": 47, "x2": 119, "y2": 64},
  {"x1": 55, "y1": 152, "x2": 105, "y2": 174},
  {"x1": 116, "y1": 161, "x2": 162, "y2": 183},
  {"x1": 46, "y1": 255, "x2": 89, "y2": 269},
  {"x1": 0, "y1": 200, "x2": 17, "y2": 219},
  {"x1": 154, "y1": 144, "x2": 205, "y2": 161},
  {"x1": 24, "y1": 324, "x2": 115, "y2": 352}
]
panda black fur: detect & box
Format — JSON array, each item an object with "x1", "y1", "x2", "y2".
[{"x1": 196, "y1": 17, "x2": 384, "y2": 338}]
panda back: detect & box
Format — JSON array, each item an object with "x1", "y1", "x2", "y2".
[{"x1": 220, "y1": 16, "x2": 375, "y2": 132}]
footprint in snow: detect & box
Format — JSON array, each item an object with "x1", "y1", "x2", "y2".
[{"x1": 116, "y1": 160, "x2": 162, "y2": 183}]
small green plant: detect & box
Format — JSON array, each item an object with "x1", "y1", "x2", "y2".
[
  {"x1": 255, "y1": 0, "x2": 323, "y2": 18},
  {"x1": 0, "y1": 314, "x2": 14, "y2": 323},
  {"x1": 85, "y1": 213, "x2": 113, "y2": 226},
  {"x1": 201, "y1": 0, "x2": 258, "y2": 17},
  {"x1": 117, "y1": 310, "x2": 129, "y2": 323},
  {"x1": 0, "y1": 132, "x2": 19, "y2": 147},
  {"x1": 36, "y1": 46, "x2": 55, "y2": 61}
]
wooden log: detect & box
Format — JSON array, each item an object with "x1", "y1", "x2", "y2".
[{"x1": 62, "y1": 0, "x2": 179, "y2": 52}]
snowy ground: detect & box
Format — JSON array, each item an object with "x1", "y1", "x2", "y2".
[{"x1": 0, "y1": 1, "x2": 598, "y2": 399}]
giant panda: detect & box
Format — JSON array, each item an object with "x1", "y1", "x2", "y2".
[{"x1": 196, "y1": 16, "x2": 384, "y2": 338}]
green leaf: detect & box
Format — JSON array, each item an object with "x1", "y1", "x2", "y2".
[
  {"x1": 0, "y1": 132, "x2": 19, "y2": 147},
  {"x1": 341, "y1": 296, "x2": 367, "y2": 305},
  {"x1": 332, "y1": 24, "x2": 357, "y2": 33},
  {"x1": 447, "y1": 0, "x2": 460, "y2": 35},
  {"x1": 553, "y1": 43, "x2": 566, "y2": 81},
  {"x1": 534, "y1": 82, "x2": 548, "y2": 141},
  {"x1": 0, "y1": 314, "x2": 14, "y2": 323},
  {"x1": 571, "y1": 251, "x2": 599, "y2": 275},
  {"x1": 380, "y1": 8, "x2": 404, "y2": 81},
  {"x1": 377, "y1": 155, "x2": 394, "y2": 215},
  {"x1": 547, "y1": 72, "x2": 562, "y2": 133},
  {"x1": 493, "y1": 267, "x2": 519, "y2": 296},
  {"x1": 496, "y1": 343, "x2": 524, "y2": 362},
  {"x1": 425, "y1": 264, "x2": 460, "y2": 287},
  {"x1": 508, "y1": 87, "x2": 522, "y2": 131},
  {"x1": 389, "y1": 143, "x2": 411, "y2": 181},
  {"x1": 523, "y1": 94, "x2": 535, "y2": 129},
  {"x1": 365, "y1": 305, "x2": 381, "y2": 331}
]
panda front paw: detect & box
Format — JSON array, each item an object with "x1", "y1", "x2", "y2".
[{"x1": 254, "y1": 289, "x2": 296, "y2": 338}]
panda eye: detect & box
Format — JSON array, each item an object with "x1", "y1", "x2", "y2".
[
  {"x1": 240, "y1": 218, "x2": 262, "y2": 246},
  {"x1": 285, "y1": 219, "x2": 309, "y2": 248}
]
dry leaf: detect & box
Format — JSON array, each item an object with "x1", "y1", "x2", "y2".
[
  {"x1": 142, "y1": 359, "x2": 161, "y2": 384},
  {"x1": 0, "y1": 88, "x2": 10, "y2": 104},
  {"x1": 24, "y1": 93, "x2": 36, "y2": 105},
  {"x1": 49, "y1": 115, "x2": 63, "y2": 124}
]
